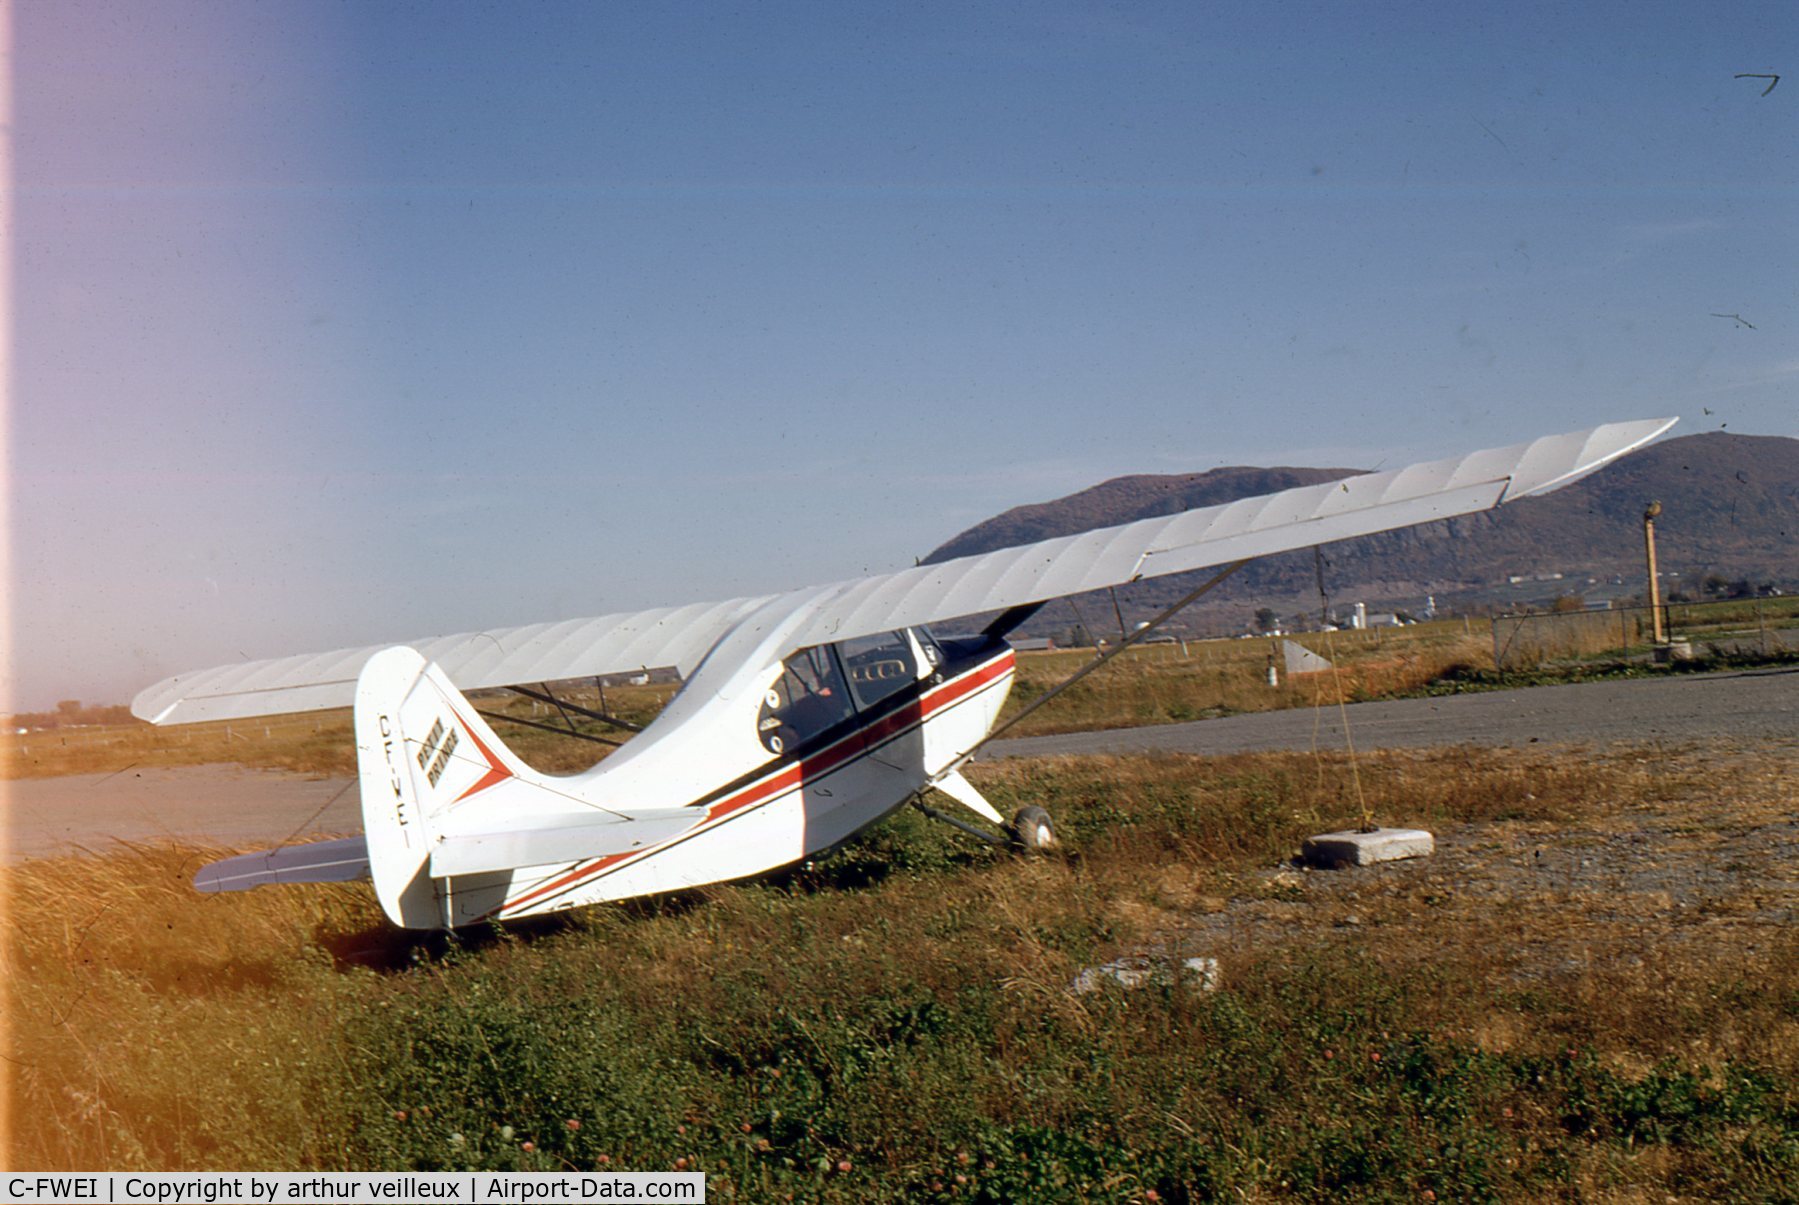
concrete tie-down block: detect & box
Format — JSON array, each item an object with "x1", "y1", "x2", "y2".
[
  {"x1": 1302, "y1": 827, "x2": 1435, "y2": 869},
  {"x1": 1070, "y1": 955, "x2": 1221, "y2": 996}
]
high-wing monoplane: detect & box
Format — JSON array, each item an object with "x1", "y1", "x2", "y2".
[{"x1": 133, "y1": 418, "x2": 1676, "y2": 929}]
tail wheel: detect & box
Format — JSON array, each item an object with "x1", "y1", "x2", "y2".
[{"x1": 1009, "y1": 805, "x2": 1056, "y2": 853}]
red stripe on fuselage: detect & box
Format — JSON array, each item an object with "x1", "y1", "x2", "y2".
[{"x1": 491, "y1": 650, "x2": 1014, "y2": 916}]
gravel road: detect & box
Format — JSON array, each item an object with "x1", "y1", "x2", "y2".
[{"x1": 6, "y1": 667, "x2": 1795, "y2": 861}]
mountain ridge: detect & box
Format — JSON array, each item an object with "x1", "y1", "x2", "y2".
[{"x1": 923, "y1": 431, "x2": 1798, "y2": 630}]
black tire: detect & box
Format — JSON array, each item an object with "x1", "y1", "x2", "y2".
[{"x1": 1009, "y1": 805, "x2": 1056, "y2": 853}]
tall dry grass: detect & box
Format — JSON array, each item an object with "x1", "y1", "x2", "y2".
[
  {"x1": 8, "y1": 744, "x2": 1796, "y2": 1199},
  {"x1": 4, "y1": 844, "x2": 383, "y2": 1167}
]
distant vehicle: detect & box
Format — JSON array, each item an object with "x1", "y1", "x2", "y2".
[{"x1": 133, "y1": 419, "x2": 1676, "y2": 929}]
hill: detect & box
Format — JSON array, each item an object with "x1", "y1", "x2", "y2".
[{"x1": 923, "y1": 431, "x2": 1799, "y2": 632}]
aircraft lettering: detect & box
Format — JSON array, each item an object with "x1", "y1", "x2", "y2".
[
  {"x1": 426, "y1": 728, "x2": 458, "y2": 787},
  {"x1": 415, "y1": 718, "x2": 446, "y2": 771},
  {"x1": 377, "y1": 712, "x2": 407, "y2": 821}
]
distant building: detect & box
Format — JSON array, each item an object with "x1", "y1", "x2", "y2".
[{"x1": 1009, "y1": 636, "x2": 1057, "y2": 652}]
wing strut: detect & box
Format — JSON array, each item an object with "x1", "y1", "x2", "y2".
[
  {"x1": 945, "y1": 558, "x2": 1252, "y2": 772},
  {"x1": 474, "y1": 708, "x2": 625, "y2": 747},
  {"x1": 507, "y1": 684, "x2": 645, "y2": 734}
]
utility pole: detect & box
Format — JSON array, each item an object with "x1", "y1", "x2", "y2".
[{"x1": 1643, "y1": 500, "x2": 1666, "y2": 645}]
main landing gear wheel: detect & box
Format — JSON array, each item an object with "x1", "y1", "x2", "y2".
[{"x1": 1009, "y1": 805, "x2": 1056, "y2": 854}]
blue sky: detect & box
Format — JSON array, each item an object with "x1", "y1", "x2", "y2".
[{"x1": 11, "y1": 0, "x2": 1796, "y2": 709}]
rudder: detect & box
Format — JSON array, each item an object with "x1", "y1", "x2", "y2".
[{"x1": 355, "y1": 645, "x2": 534, "y2": 928}]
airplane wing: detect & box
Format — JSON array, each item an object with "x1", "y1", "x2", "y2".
[
  {"x1": 781, "y1": 417, "x2": 1677, "y2": 651},
  {"x1": 133, "y1": 595, "x2": 776, "y2": 726},
  {"x1": 134, "y1": 417, "x2": 1674, "y2": 726}
]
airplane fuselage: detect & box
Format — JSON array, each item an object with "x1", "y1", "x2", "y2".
[
  {"x1": 359, "y1": 630, "x2": 1017, "y2": 927},
  {"x1": 488, "y1": 634, "x2": 1014, "y2": 922}
]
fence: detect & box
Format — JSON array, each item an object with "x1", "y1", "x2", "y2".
[{"x1": 1491, "y1": 598, "x2": 1799, "y2": 670}]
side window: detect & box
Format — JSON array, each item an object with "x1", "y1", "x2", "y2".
[
  {"x1": 837, "y1": 630, "x2": 918, "y2": 711},
  {"x1": 756, "y1": 646, "x2": 855, "y2": 755}
]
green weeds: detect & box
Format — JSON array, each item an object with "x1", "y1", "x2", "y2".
[{"x1": 9, "y1": 747, "x2": 1799, "y2": 1199}]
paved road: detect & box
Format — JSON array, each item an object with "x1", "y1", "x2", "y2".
[
  {"x1": 6, "y1": 668, "x2": 1795, "y2": 861},
  {"x1": 980, "y1": 666, "x2": 1799, "y2": 761},
  {"x1": 4, "y1": 765, "x2": 362, "y2": 862}
]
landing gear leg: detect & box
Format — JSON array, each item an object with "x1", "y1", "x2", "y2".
[
  {"x1": 912, "y1": 798, "x2": 1058, "y2": 855},
  {"x1": 911, "y1": 799, "x2": 1010, "y2": 847},
  {"x1": 1007, "y1": 806, "x2": 1056, "y2": 853}
]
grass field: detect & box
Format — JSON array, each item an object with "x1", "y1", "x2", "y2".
[
  {"x1": 1000, "y1": 622, "x2": 1495, "y2": 738},
  {"x1": 7, "y1": 600, "x2": 1799, "y2": 1194},
  {"x1": 8, "y1": 741, "x2": 1799, "y2": 1198}
]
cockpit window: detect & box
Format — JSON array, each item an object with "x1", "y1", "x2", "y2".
[
  {"x1": 838, "y1": 630, "x2": 918, "y2": 711},
  {"x1": 756, "y1": 645, "x2": 855, "y2": 755}
]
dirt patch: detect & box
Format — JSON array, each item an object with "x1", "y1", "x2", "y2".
[{"x1": 1115, "y1": 743, "x2": 1799, "y2": 1013}]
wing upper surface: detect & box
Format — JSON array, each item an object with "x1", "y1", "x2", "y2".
[
  {"x1": 777, "y1": 416, "x2": 1676, "y2": 650},
  {"x1": 134, "y1": 417, "x2": 1674, "y2": 726},
  {"x1": 133, "y1": 595, "x2": 775, "y2": 725}
]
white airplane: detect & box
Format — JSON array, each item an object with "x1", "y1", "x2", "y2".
[{"x1": 133, "y1": 418, "x2": 1676, "y2": 930}]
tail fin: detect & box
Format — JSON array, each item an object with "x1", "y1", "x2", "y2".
[
  {"x1": 355, "y1": 647, "x2": 698, "y2": 928},
  {"x1": 355, "y1": 646, "x2": 538, "y2": 927}
]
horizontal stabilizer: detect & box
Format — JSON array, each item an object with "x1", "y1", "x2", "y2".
[
  {"x1": 429, "y1": 808, "x2": 701, "y2": 878},
  {"x1": 193, "y1": 837, "x2": 370, "y2": 893}
]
